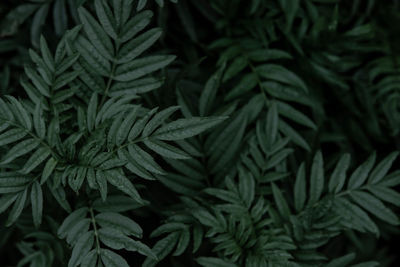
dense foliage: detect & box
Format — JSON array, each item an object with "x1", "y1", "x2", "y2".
[{"x1": 1, "y1": 0, "x2": 400, "y2": 266}]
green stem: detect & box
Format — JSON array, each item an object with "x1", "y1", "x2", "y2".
[{"x1": 89, "y1": 207, "x2": 101, "y2": 255}]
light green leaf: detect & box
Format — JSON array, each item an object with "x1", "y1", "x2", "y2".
[
  {"x1": 31, "y1": 181, "x2": 43, "y2": 228},
  {"x1": 154, "y1": 116, "x2": 227, "y2": 141},
  {"x1": 308, "y1": 151, "x2": 324, "y2": 205},
  {"x1": 114, "y1": 55, "x2": 176, "y2": 82},
  {"x1": 95, "y1": 211, "x2": 143, "y2": 238}
]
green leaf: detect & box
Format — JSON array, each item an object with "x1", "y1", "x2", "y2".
[
  {"x1": 0, "y1": 194, "x2": 19, "y2": 214},
  {"x1": 94, "y1": 0, "x2": 118, "y2": 39},
  {"x1": 222, "y1": 56, "x2": 247, "y2": 82},
  {"x1": 116, "y1": 106, "x2": 140, "y2": 146},
  {"x1": 257, "y1": 64, "x2": 308, "y2": 93},
  {"x1": 40, "y1": 157, "x2": 58, "y2": 184},
  {"x1": 329, "y1": 153, "x2": 351, "y2": 194},
  {"x1": 0, "y1": 128, "x2": 27, "y2": 146},
  {"x1": 95, "y1": 212, "x2": 143, "y2": 238},
  {"x1": 278, "y1": 119, "x2": 310, "y2": 151},
  {"x1": 0, "y1": 139, "x2": 39, "y2": 165},
  {"x1": 114, "y1": 55, "x2": 176, "y2": 82},
  {"x1": 117, "y1": 28, "x2": 163, "y2": 63},
  {"x1": 350, "y1": 191, "x2": 399, "y2": 225},
  {"x1": 173, "y1": 228, "x2": 190, "y2": 256},
  {"x1": 57, "y1": 207, "x2": 88, "y2": 239},
  {"x1": 100, "y1": 249, "x2": 129, "y2": 267},
  {"x1": 143, "y1": 232, "x2": 179, "y2": 267},
  {"x1": 21, "y1": 147, "x2": 51, "y2": 174},
  {"x1": 66, "y1": 218, "x2": 91, "y2": 245},
  {"x1": 33, "y1": 102, "x2": 45, "y2": 139},
  {"x1": 368, "y1": 185, "x2": 400, "y2": 207},
  {"x1": 142, "y1": 106, "x2": 180, "y2": 137},
  {"x1": 5, "y1": 96, "x2": 32, "y2": 130},
  {"x1": 335, "y1": 197, "x2": 379, "y2": 236},
  {"x1": 266, "y1": 101, "x2": 279, "y2": 148},
  {"x1": 128, "y1": 107, "x2": 158, "y2": 141},
  {"x1": 308, "y1": 151, "x2": 324, "y2": 205},
  {"x1": 144, "y1": 139, "x2": 190, "y2": 159},
  {"x1": 238, "y1": 168, "x2": 255, "y2": 208},
  {"x1": 225, "y1": 73, "x2": 258, "y2": 101},
  {"x1": 200, "y1": 64, "x2": 225, "y2": 116},
  {"x1": 68, "y1": 231, "x2": 94, "y2": 267},
  {"x1": 105, "y1": 169, "x2": 144, "y2": 204},
  {"x1": 154, "y1": 116, "x2": 227, "y2": 141},
  {"x1": 278, "y1": 0, "x2": 299, "y2": 32},
  {"x1": 40, "y1": 36, "x2": 55, "y2": 72},
  {"x1": 348, "y1": 152, "x2": 376, "y2": 190},
  {"x1": 294, "y1": 163, "x2": 306, "y2": 212},
  {"x1": 128, "y1": 144, "x2": 164, "y2": 175},
  {"x1": 196, "y1": 257, "x2": 237, "y2": 267},
  {"x1": 325, "y1": 253, "x2": 356, "y2": 267},
  {"x1": 96, "y1": 170, "x2": 108, "y2": 201},
  {"x1": 87, "y1": 93, "x2": 98, "y2": 133},
  {"x1": 119, "y1": 10, "x2": 153, "y2": 42},
  {"x1": 276, "y1": 100, "x2": 316, "y2": 129},
  {"x1": 30, "y1": 181, "x2": 43, "y2": 228},
  {"x1": 24, "y1": 66, "x2": 50, "y2": 97},
  {"x1": 368, "y1": 152, "x2": 399, "y2": 184},
  {"x1": 78, "y1": 7, "x2": 114, "y2": 60},
  {"x1": 248, "y1": 49, "x2": 292, "y2": 62},
  {"x1": 6, "y1": 188, "x2": 28, "y2": 226},
  {"x1": 272, "y1": 182, "x2": 291, "y2": 219},
  {"x1": 80, "y1": 250, "x2": 98, "y2": 267}
]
